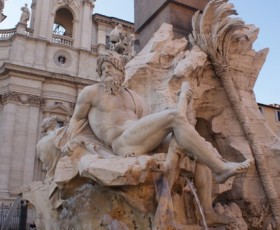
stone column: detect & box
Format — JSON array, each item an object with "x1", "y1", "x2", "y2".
[
  {"x1": 47, "y1": 13, "x2": 56, "y2": 41},
  {"x1": 34, "y1": 0, "x2": 51, "y2": 39},
  {"x1": 10, "y1": 36, "x2": 27, "y2": 65},
  {"x1": 6, "y1": 94, "x2": 40, "y2": 194},
  {"x1": 34, "y1": 40, "x2": 47, "y2": 69},
  {"x1": 22, "y1": 97, "x2": 41, "y2": 185},
  {"x1": 96, "y1": 23, "x2": 107, "y2": 54},
  {"x1": 0, "y1": 94, "x2": 17, "y2": 200},
  {"x1": 0, "y1": 92, "x2": 42, "y2": 198},
  {"x1": 80, "y1": 0, "x2": 94, "y2": 50},
  {"x1": 72, "y1": 19, "x2": 79, "y2": 47}
]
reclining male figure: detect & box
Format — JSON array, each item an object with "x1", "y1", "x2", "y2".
[{"x1": 67, "y1": 54, "x2": 251, "y2": 184}]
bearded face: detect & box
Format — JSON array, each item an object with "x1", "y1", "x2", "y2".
[
  {"x1": 102, "y1": 73, "x2": 124, "y2": 95},
  {"x1": 100, "y1": 62, "x2": 124, "y2": 95}
]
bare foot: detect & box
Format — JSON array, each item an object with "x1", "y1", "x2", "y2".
[{"x1": 214, "y1": 159, "x2": 252, "y2": 183}]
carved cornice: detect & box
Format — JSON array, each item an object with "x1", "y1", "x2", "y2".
[
  {"x1": 93, "y1": 14, "x2": 134, "y2": 32},
  {"x1": 1, "y1": 91, "x2": 19, "y2": 104},
  {"x1": 0, "y1": 62, "x2": 96, "y2": 86},
  {"x1": 28, "y1": 95, "x2": 43, "y2": 107},
  {"x1": 1, "y1": 91, "x2": 43, "y2": 107}
]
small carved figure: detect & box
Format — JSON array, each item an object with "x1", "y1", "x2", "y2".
[
  {"x1": 109, "y1": 24, "x2": 136, "y2": 59},
  {"x1": 20, "y1": 3, "x2": 30, "y2": 24},
  {"x1": 66, "y1": 52, "x2": 251, "y2": 184},
  {"x1": 110, "y1": 25, "x2": 123, "y2": 44},
  {"x1": 36, "y1": 116, "x2": 63, "y2": 179}
]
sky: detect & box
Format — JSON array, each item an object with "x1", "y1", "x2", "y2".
[{"x1": 0, "y1": 0, "x2": 279, "y2": 105}]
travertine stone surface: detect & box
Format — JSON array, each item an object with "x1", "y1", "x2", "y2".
[{"x1": 21, "y1": 1, "x2": 280, "y2": 229}]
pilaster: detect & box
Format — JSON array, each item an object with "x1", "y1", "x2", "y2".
[
  {"x1": 0, "y1": 101, "x2": 17, "y2": 198},
  {"x1": 79, "y1": 0, "x2": 94, "y2": 50},
  {"x1": 0, "y1": 91, "x2": 43, "y2": 197}
]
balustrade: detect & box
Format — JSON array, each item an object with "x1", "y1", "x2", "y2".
[
  {"x1": 0, "y1": 28, "x2": 15, "y2": 40},
  {"x1": 52, "y1": 34, "x2": 73, "y2": 46}
]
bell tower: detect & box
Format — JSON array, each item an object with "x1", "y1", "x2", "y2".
[{"x1": 30, "y1": 0, "x2": 95, "y2": 50}]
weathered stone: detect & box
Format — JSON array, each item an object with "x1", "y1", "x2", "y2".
[{"x1": 20, "y1": 1, "x2": 280, "y2": 229}]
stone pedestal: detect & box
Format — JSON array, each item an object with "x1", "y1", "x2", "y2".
[
  {"x1": 134, "y1": 0, "x2": 209, "y2": 49},
  {"x1": 16, "y1": 22, "x2": 27, "y2": 34}
]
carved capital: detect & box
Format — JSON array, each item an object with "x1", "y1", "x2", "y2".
[
  {"x1": 28, "y1": 95, "x2": 43, "y2": 107},
  {"x1": 2, "y1": 91, "x2": 20, "y2": 104},
  {"x1": 83, "y1": 0, "x2": 95, "y2": 7},
  {"x1": 1, "y1": 91, "x2": 43, "y2": 107}
]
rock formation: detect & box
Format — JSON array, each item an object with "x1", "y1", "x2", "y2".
[{"x1": 21, "y1": 1, "x2": 280, "y2": 229}]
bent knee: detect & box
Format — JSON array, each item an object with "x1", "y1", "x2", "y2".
[
  {"x1": 165, "y1": 108, "x2": 180, "y2": 118},
  {"x1": 165, "y1": 108, "x2": 186, "y2": 124}
]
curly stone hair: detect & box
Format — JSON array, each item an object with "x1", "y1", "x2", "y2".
[{"x1": 96, "y1": 53, "x2": 125, "y2": 77}]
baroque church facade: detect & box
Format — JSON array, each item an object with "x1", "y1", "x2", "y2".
[{"x1": 0, "y1": 0, "x2": 133, "y2": 203}]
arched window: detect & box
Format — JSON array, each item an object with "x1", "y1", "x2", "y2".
[
  {"x1": 53, "y1": 23, "x2": 66, "y2": 35},
  {"x1": 53, "y1": 8, "x2": 73, "y2": 37}
]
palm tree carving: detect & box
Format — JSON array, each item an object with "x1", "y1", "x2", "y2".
[{"x1": 189, "y1": 0, "x2": 280, "y2": 228}]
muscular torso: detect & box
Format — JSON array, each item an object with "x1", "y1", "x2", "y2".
[{"x1": 86, "y1": 85, "x2": 141, "y2": 146}]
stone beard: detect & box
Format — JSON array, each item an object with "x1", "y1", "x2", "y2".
[{"x1": 102, "y1": 72, "x2": 124, "y2": 95}]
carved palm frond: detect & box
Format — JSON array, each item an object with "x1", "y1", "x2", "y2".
[
  {"x1": 190, "y1": 1, "x2": 280, "y2": 227},
  {"x1": 189, "y1": 0, "x2": 246, "y2": 71}
]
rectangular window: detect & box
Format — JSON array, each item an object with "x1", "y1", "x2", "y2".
[
  {"x1": 276, "y1": 110, "x2": 280, "y2": 122},
  {"x1": 106, "y1": 35, "x2": 110, "y2": 49}
]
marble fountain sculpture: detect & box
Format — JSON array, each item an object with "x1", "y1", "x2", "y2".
[{"x1": 21, "y1": 0, "x2": 280, "y2": 229}]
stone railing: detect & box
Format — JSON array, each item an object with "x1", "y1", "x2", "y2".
[
  {"x1": 52, "y1": 34, "x2": 73, "y2": 46},
  {"x1": 0, "y1": 27, "x2": 33, "y2": 40},
  {"x1": 0, "y1": 28, "x2": 16, "y2": 40},
  {"x1": 25, "y1": 27, "x2": 34, "y2": 37}
]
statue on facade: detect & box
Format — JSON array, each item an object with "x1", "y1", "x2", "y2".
[
  {"x1": 109, "y1": 24, "x2": 136, "y2": 60},
  {"x1": 0, "y1": 0, "x2": 6, "y2": 23},
  {"x1": 19, "y1": 3, "x2": 30, "y2": 24}
]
